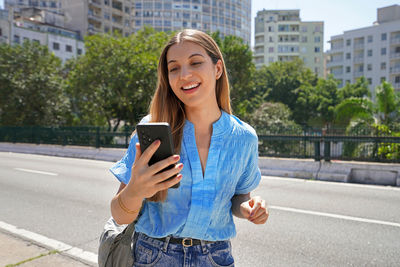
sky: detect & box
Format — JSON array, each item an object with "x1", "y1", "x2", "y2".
[{"x1": 1, "y1": 0, "x2": 399, "y2": 51}]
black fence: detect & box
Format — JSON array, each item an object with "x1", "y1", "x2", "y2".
[
  {"x1": 258, "y1": 135, "x2": 400, "y2": 163},
  {"x1": 0, "y1": 126, "x2": 135, "y2": 148},
  {"x1": 0, "y1": 126, "x2": 399, "y2": 163}
]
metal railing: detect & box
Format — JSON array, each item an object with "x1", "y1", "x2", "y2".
[
  {"x1": 0, "y1": 126, "x2": 399, "y2": 163},
  {"x1": 0, "y1": 126, "x2": 135, "y2": 148}
]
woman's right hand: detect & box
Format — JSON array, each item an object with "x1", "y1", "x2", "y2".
[{"x1": 125, "y1": 140, "x2": 183, "y2": 200}]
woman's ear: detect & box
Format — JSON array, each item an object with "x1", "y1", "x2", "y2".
[{"x1": 215, "y1": 59, "x2": 223, "y2": 80}]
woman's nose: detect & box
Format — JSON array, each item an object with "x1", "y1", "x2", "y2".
[{"x1": 180, "y1": 66, "x2": 192, "y2": 79}]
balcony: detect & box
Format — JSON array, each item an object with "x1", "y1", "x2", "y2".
[
  {"x1": 89, "y1": 0, "x2": 102, "y2": 8},
  {"x1": 390, "y1": 52, "x2": 400, "y2": 59},
  {"x1": 353, "y1": 56, "x2": 364, "y2": 63},
  {"x1": 389, "y1": 66, "x2": 400, "y2": 74},
  {"x1": 390, "y1": 37, "x2": 400, "y2": 45},
  {"x1": 353, "y1": 43, "x2": 364, "y2": 50},
  {"x1": 326, "y1": 59, "x2": 343, "y2": 68},
  {"x1": 353, "y1": 71, "x2": 364, "y2": 78},
  {"x1": 112, "y1": 0, "x2": 123, "y2": 12},
  {"x1": 331, "y1": 45, "x2": 344, "y2": 51}
]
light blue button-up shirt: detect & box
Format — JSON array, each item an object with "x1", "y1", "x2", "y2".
[{"x1": 110, "y1": 111, "x2": 261, "y2": 241}]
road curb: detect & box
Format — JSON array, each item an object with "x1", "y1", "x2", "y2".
[{"x1": 0, "y1": 221, "x2": 97, "y2": 266}]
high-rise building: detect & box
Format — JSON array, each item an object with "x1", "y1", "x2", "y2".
[
  {"x1": 254, "y1": 9, "x2": 324, "y2": 76},
  {"x1": 5, "y1": 0, "x2": 63, "y2": 14},
  {"x1": 132, "y1": 0, "x2": 251, "y2": 44},
  {"x1": 5, "y1": 0, "x2": 134, "y2": 37},
  {"x1": 0, "y1": 8, "x2": 84, "y2": 63},
  {"x1": 327, "y1": 5, "x2": 400, "y2": 92}
]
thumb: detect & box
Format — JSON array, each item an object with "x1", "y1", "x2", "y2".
[{"x1": 240, "y1": 200, "x2": 253, "y2": 219}]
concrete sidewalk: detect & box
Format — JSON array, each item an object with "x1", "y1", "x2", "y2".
[{"x1": 0, "y1": 231, "x2": 92, "y2": 267}]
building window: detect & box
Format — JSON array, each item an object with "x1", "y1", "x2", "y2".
[
  {"x1": 314, "y1": 36, "x2": 321, "y2": 43},
  {"x1": 268, "y1": 26, "x2": 273, "y2": 32},
  {"x1": 77, "y1": 48, "x2": 82, "y2": 55},
  {"x1": 269, "y1": 36, "x2": 273, "y2": 42},
  {"x1": 314, "y1": 47, "x2": 320, "y2": 53},
  {"x1": 367, "y1": 64, "x2": 372, "y2": 71},
  {"x1": 0, "y1": 28, "x2": 2, "y2": 36},
  {"x1": 301, "y1": 36, "x2": 307, "y2": 43},
  {"x1": 314, "y1": 57, "x2": 320, "y2": 63},
  {"x1": 50, "y1": 1, "x2": 57, "y2": 8},
  {"x1": 346, "y1": 53, "x2": 351, "y2": 59},
  {"x1": 381, "y1": 33, "x2": 387, "y2": 41},
  {"x1": 268, "y1": 47, "x2": 274, "y2": 52},
  {"x1": 346, "y1": 66, "x2": 351, "y2": 73},
  {"x1": 367, "y1": 35, "x2": 373, "y2": 43},
  {"x1": 346, "y1": 39, "x2": 351, "y2": 46},
  {"x1": 367, "y1": 78, "x2": 372, "y2": 84},
  {"x1": 66, "y1": 45, "x2": 72, "y2": 52},
  {"x1": 53, "y1": 42, "x2": 60, "y2": 50},
  {"x1": 381, "y1": 62, "x2": 386, "y2": 70},
  {"x1": 367, "y1": 49, "x2": 373, "y2": 57},
  {"x1": 396, "y1": 76, "x2": 400, "y2": 83},
  {"x1": 381, "y1": 47, "x2": 387, "y2": 55},
  {"x1": 301, "y1": 26, "x2": 307, "y2": 32},
  {"x1": 380, "y1": 77, "x2": 386, "y2": 82}
]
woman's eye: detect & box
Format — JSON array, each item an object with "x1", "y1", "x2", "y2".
[
  {"x1": 169, "y1": 67, "x2": 178, "y2": 72},
  {"x1": 192, "y1": 62, "x2": 202, "y2": 66}
]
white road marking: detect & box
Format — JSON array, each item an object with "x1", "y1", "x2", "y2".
[
  {"x1": 0, "y1": 221, "x2": 97, "y2": 266},
  {"x1": 14, "y1": 168, "x2": 58, "y2": 176},
  {"x1": 262, "y1": 175, "x2": 400, "y2": 191},
  {"x1": 270, "y1": 205, "x2": 400, "y2": 228}
]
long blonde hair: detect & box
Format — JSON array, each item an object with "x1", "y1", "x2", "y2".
[{"x1": 148, "y1": 29, "x2": 231, "y2": 202}]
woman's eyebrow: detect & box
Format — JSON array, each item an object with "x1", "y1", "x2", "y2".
[{"x1": 167, "y1": 53, "x2": 205, "y2": 65}]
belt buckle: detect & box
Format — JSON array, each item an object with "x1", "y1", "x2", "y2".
[{"x1": 182, "y1": 238, "x2": 193, "y2": 247}]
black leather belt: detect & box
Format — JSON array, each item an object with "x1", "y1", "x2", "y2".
[{"x1": 154, "y1": 237, "x2": 214, "y2": 247}]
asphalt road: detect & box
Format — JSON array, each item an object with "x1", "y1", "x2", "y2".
[{"x1": 1, "y1": 152, "x2": 399, "y2": 266}]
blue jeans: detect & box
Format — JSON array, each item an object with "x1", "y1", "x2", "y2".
[{"x1": 133, "y1": 232, "x2": 235, "y2": 267}]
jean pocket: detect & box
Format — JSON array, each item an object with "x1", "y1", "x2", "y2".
[
  {"x1": 207, "y1": 241, "x2": 235, "y2": 267},
  {"x1": 133, "y1": 239, "x2": 162, "y2": 267}
]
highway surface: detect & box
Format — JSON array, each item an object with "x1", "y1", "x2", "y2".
[{"x1": 1, "y1": 152, "x2": 399, "y2": 266}]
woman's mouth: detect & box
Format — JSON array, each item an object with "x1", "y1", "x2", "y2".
[{"x1": 181, "y1": 82, "x2": 201, "y2": 93}]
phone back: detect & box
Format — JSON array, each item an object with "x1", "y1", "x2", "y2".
[{"x1": 136, "y1": 123, "x2": 174, "y2": 166}]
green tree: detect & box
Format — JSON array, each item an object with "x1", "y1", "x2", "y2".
[
  {"x1": 0, "y1": 41, "x2": 69, "y2": 126},
  {"x1": 211, "y1": 32, "x2": 256, "y2": 118},
  {"x1": 65, "y1": 27, "x2": 170, "y2": 130},
  {"x1": 262, "y1": 59, "x2": 318, "y2": 113},
  {"x1": 375, "y1": 81, "x2": 398, "y2": 125}
]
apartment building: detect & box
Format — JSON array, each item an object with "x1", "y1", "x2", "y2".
[
  {"x1": 327, "y1": 5, "x2": 400, "y2": 93},
  {"x1": 132, "y1": 0, "x2": 251, "y2": 44},
  {"x1": 5, "y1": 0, "x2": 63, "y2": 14},
  {"x1": 5, "y1": 0, "x2": 134, "y2": 37},
  {"x1": 0, "y1": 8, "x2": 84, "y2": 63},
  {"x1": 254, "y1": 9, "x2": 324, "y2": 76}
]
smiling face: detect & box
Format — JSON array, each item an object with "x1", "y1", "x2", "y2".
[{"x1": 166, "y1": 41, "x2": 222, "y2": 110}]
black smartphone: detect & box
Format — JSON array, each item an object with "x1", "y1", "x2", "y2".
[{"x1": 136, "y1": 122, "x2": 180, "y2": 189}]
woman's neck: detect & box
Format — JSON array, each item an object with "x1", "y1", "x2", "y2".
[{"x1": 185, "y1": 104, "x2": 221, "y2": 134}]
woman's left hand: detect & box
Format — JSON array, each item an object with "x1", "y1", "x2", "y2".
[{"x1": 240, "y1": 196, "x2": 269, "y2": 224}]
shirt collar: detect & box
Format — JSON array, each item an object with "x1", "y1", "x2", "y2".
[{"x1": 183, "y1": 110, "x2": 230, "y2": 137}]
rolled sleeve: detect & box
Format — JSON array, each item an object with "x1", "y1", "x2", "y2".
[
  {"x1": 235, "y1": 138, "x2": 261, "y2": 195},
  {"x1": 109, "y1": 134, "x2": 138, "y2": 185}
]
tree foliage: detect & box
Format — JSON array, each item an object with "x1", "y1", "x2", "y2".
[
  {"x1": 65, "y1": 27, "x2": 170, "y2": 130},
  {"x1": 211, "y1": 32, "x2": 256, "y2": 118},
  {"x1": 0, "y1": 41, "x2": 69, "y2": 126}
]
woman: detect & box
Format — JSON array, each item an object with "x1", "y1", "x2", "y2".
[{"x1": 110, "y1": 29, "x2": 269, "y2": 266}]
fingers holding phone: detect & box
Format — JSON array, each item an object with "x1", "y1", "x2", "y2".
[{"x1": 126, "y1": 123, "x2": 182, "y2": 199}]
